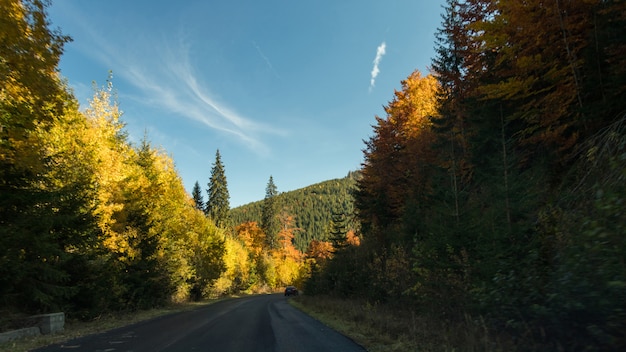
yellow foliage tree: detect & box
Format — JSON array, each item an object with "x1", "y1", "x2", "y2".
[
  {"x1": 0, "y1": 0, "x2": 72, "y2": 161},
  {"x1": 211, "y1": 236, "x2": 254, "y2": 295},
  {"x1": 235, "y1": 221, "x2": 266, "y2": 257}
]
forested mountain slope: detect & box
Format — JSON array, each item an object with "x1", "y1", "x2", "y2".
[{"x1": 230, "y1": 172, "x2": 358, "y2": 251}]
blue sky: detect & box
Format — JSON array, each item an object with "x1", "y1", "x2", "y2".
[{"x1": 48, "y1": 0, "x2": 446, "y2": 207}]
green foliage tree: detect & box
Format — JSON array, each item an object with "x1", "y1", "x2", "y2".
[
  {"x1": 191, "y1": 180, "x2": 204, "y2": 212},
  {"x1": 328, "y1": 211, "x2": 348, "y2": 251},
  {"x1": 117, "y1": 137, "x2": 173, "y2": 309},
  {"x1": 261, "y1": 176, "x2": 280, "y2": 250},
  {"x1": 205, "y1": 149, "x2": 230, "y2": 228},
  {"x1": 0, "y1": 99, "x2": 102, "y2": 312}
]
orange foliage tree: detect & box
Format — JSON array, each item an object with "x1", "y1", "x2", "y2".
[
  {"x1": 276, "y1": 213, "x2": 303, "y2": 261},
  {"x1": 356, "y1": 70, "x2": 440, "y2": 246},
  {"x1": 305, "y1": 240, "x2": 334, "y2": 262},
  {"x1": 235, "y1": 221, "x2": 266, "y2": 257}
]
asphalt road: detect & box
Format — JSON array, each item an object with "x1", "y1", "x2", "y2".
[{"x1": 34, "y1": 294, "x2": 366, "y2": 352}]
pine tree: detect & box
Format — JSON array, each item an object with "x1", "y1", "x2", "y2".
[
  {"x1": 205, "y1": 150, "x2": 230, "y2": 228},
  {"x1": 261, "y1": 176, "x2": 280, "y2": 250},
  {"x1": 191, "y1": 181, "x2": 204, "y2": 212},
  {"x1": 328, "y1": 211, "x2": 348, "y2": 251},
  {"x1": 430, "y1": 0, "x2": 476, "y2": 228}
]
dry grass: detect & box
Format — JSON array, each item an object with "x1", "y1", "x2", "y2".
[
  {"x1": 0, "y1": 299, "x2": 222, "y2": 352},
  {"x1": 290, "y1": 295, "x2": 516, "y2": 352}
]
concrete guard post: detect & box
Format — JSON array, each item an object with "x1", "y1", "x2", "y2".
[{"x1": 33, "y1": 312, "x2": 65, "y2": 334}]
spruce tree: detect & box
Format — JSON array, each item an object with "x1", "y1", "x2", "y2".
[
  {"x1": 191, "y1": 181, "x2": 204, "y2": 211},
  {"x1": 205, "y1": 150, "x2": 230, "y2": 228},
  {"x1": 328, "y1": 211, "x2": 348, "y2": 251},
  {"x1": 261, "y1": 176, "x2": 280, "y2": 250}
]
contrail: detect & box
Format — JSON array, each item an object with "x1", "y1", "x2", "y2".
[
  {"x1": 370, "y1": 41, "x2": 386, "y2": 91},
  {"x1": 252, "y1": 41, "x2": 280, "y2": 78}
]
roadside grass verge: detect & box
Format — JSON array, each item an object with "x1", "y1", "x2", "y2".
[
  {"x1": 0, "y1": 299, "x2": 225, "y2": 352},
  {"x1": 290, "y1": 295, "x2": 516, "y2": 352}
]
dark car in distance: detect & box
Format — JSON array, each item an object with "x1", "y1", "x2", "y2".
[{"x1": 284, "y1": 286, "x2": 298, "y2": 296}]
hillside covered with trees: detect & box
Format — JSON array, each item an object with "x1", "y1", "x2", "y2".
[
  {"x1": 305, "y1": 0, "x2": 626, "y2": 350},
  {"x1": 230, "y1": 172, "x2": 358, "y2": 251}
]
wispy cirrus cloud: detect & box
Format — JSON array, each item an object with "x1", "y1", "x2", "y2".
[
  {"x1": 252, "y1": 41, "x2": 280, "y2": 79},
  {"x1": 369, "y1": 41, "x2": 386, "y2": 91},
  {"x1": 72, "y1": 15, "x2": 284, "y2": 156},
  {"x1": 127, "y1": 37, "x2": 286, "y2": 155}
]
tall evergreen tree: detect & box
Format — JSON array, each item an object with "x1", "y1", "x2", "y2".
[
  {"x1": 430, "y1": 0, "x2": 476, "y2": 228},
  {"x1": 124, "y1": 137, "x2": 172, "y2": 308},
  {"x1": 0, "y1": 0, "x2": 83, "y2": 312},
  {"x1": 191, "y1": 181, "x2": 204, "y2": 212},
  {"x1": 205, "y1": 150, "x2": 230, "y2": 227},
  {"x1": 328, "y1": 211, "x2": 348, "y2": 251},
  {"x1": 261, "y1": 176, "x2": 280, "y2": 250}
]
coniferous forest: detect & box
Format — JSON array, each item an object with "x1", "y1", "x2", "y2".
[
  {"x1": 306, "y1": 1, "x2": 625, "y2": 350},
  {"x1": 1, "y1": 0, "x2": 625, "y2": 350},
  {"x1": 230, "y1": 173, "x2": 358, "y2": 252}
]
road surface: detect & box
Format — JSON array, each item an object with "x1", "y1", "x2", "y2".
[{"x1": 34, "y1": 294, "x2": 365, "y2": 352}]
